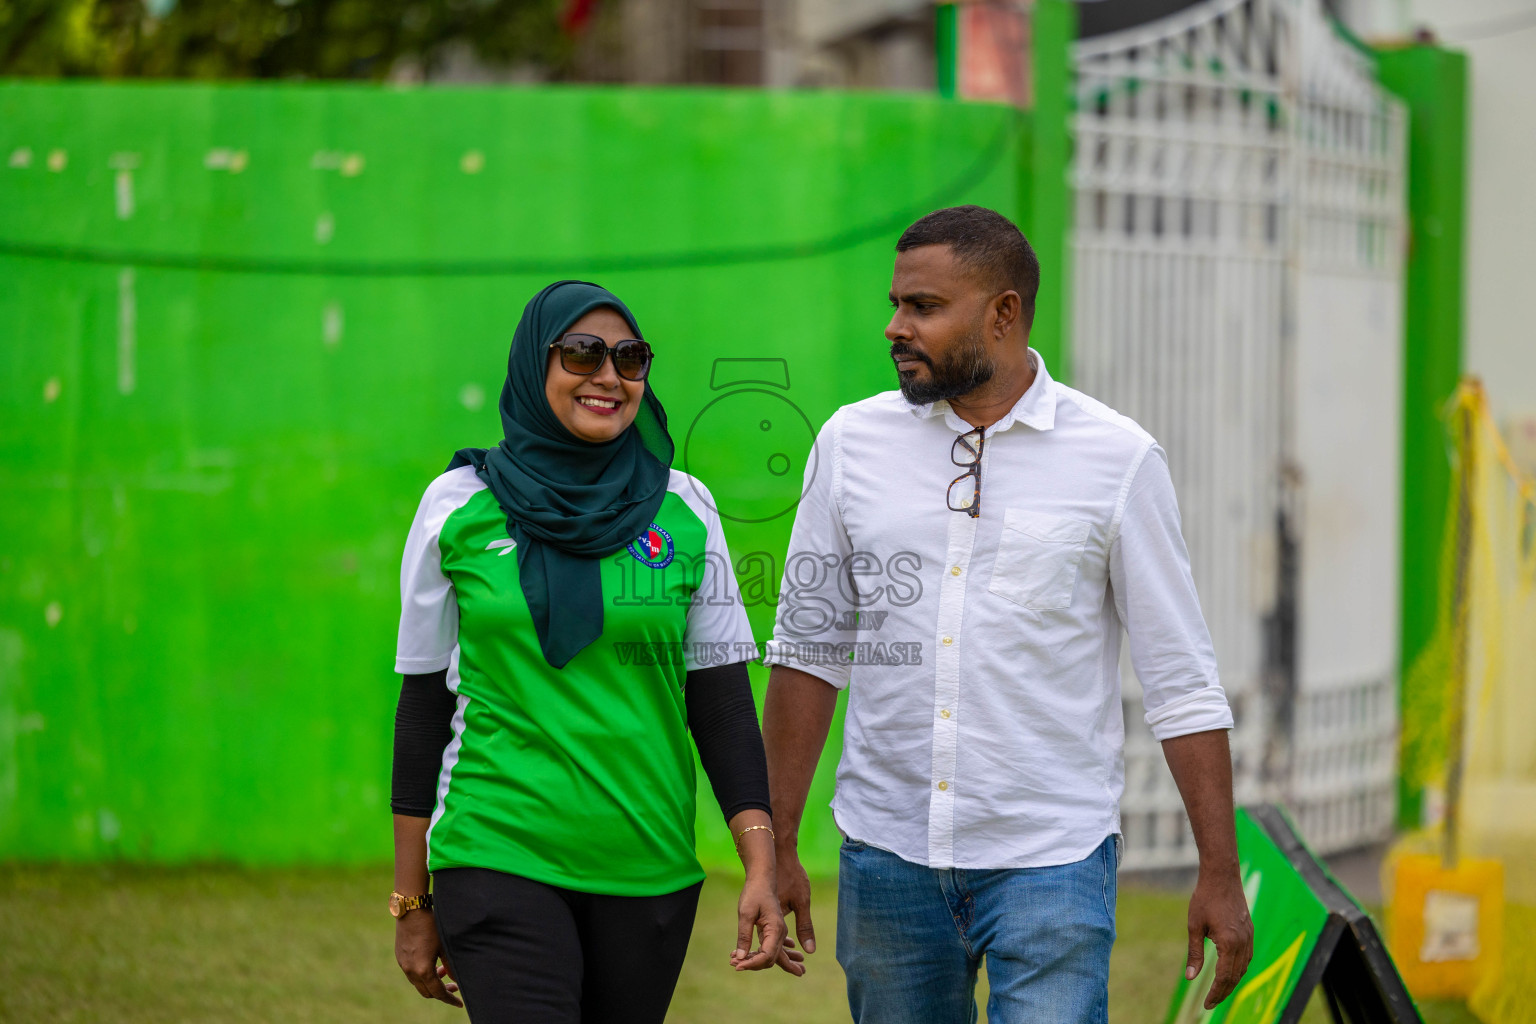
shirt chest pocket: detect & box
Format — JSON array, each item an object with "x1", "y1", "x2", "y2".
[{"x1": 988, "y1": 509, "x2": 1093, "y2": 611}]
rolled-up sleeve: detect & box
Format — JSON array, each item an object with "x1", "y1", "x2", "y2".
[
  {"x1": 1109, "y1": 444, "x2": 1234, "y2": 741},
  {"x1": 762, "y1": 412, "x2": 858, "y2": 690}
]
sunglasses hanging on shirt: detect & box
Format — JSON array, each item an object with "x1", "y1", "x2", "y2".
[{"x1": 948, "y1": 426, "x2": 985, "y2": 518}]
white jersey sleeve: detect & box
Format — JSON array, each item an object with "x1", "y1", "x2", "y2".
[
  {"x1": 673, "y1": 472, "x2": 759, "y2": 672},
  {"x1": 394, "y1": 465, "x2": 484, "y2": 675}
]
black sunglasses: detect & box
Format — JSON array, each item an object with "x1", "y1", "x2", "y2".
[{"x1": 548, "y1": 333, "x2": 654, "y2": 382}]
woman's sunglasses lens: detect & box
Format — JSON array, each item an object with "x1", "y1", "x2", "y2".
[
  {"x1": 561, "y1": 336, "x2": 605, "y2": 373},
  {"x1": 613, "y1": 341, "x2": 651, "y2": 380}
]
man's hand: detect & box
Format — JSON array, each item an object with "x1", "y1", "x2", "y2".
[
  {"x1": 395, "y1": 911, "x2": 462, "y2": 1007},
  {"x1": 776, "y1": 842, "x2": 817, "y2": 956},
  {"x1": 762, "y1": 666, "x2": 838, "y2": 965},
  {"x1": 1185, "y1": 868, "x2": 1253, "y2": 1009},
  {"x1": 1160, "y1": 729, "x2": 1252, "y2": 1010}
]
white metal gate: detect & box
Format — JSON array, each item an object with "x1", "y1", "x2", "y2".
[{"x1": 1072, "y1": 0, "x2": 1406, "y2": 868}]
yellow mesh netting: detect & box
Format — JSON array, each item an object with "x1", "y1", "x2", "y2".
[{"x1": 1395, "y1": 378, "x2": 1536, "y2": 1022}]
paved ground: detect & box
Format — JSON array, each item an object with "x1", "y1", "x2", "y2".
[
  {"x1": 1122, "y1": 841, "x2": 1390, "y2": 906},
  {"x1": 1322, "y1": 841, "x2": 1390, "y2": 905}
]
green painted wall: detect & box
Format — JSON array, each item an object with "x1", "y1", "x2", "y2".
[
  {"x1": 0, "y1": 82, "x2": 1029, "y2": 872},
  {"x1": 1027, "y1": 0, "x2": 1076, "y2": 384},
  {"x1": 931, "y1": 0, "x2": 1073, "y2": 379},
  {"x1": 935, "y1": 3, "x2": 959, "y2": 100},
  {"x1": 1374, "y1": 47, "x2": 1468, "y2": 829}
]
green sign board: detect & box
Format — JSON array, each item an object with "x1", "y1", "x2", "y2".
[{"x1": 1168, "y1": 806, "x2": 1422, "y2": 1024}]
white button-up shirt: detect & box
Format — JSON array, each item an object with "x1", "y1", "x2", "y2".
[{"x1": 763, "y1": 352, "x2": 1233, "y2": 869}]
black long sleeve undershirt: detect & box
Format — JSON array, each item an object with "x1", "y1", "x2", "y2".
[
  {"x1": 391, "y1": 662, "x2": 772, "y2": 823},
  {"x1": 391, "y1": 669, "x2": 458, "y2": 818},
  {"x1": 682, "y1": 661, "x2": 773, "y2": 822}
]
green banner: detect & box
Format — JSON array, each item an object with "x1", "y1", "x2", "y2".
[{"x1": 0, "y1": 81, "x2": 1029, "y2": 870}]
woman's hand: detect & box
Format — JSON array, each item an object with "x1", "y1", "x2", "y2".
[
  {"x1": 725, "y1": 810, "x2": 803, "y2": 975},
  {"x1": 729, "y1": 873, "x2": 805, "y2": 976},
  {"x1": 392, "y1": 815, "x2": 459, "y2": 1005},
  {"x1": 395, "y1": 910, "x2": 462, "y2": 1007}
]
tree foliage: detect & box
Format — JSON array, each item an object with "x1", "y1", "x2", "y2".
[{"x1": 0, "y1": 0, "x2": 574, "y2": 80}]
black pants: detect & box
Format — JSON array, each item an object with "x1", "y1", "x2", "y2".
[{"x1": 432, "y1": 867, "x2": 702, "y2": 1024}]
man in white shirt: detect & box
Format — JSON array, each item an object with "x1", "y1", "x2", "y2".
[{"x1": 762, "y1": 206, "x2": 1253, "y2": 1022}]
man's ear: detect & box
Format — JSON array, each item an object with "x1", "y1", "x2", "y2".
[{"x1": 991, "y1": 290, "x2": 1022, "y2": 341}]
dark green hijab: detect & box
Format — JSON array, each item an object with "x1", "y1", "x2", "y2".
[{"x1": 450, "y1": 281, "x2": 674, "y2": 668}]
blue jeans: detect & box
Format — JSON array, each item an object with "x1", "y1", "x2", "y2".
[{"x1": 836, "y1": 835, "x2": 1119, "y2": 1024}]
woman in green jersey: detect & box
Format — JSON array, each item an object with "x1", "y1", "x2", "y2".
[{"x1": 389, "y1": 281, "x2": 798, "y2": 1022}]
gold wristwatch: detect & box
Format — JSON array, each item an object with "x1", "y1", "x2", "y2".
[{"x1": 389, "y1": 891, "x2": 433, "y2": 918}]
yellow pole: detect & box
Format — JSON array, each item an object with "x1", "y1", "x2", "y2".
[{"x1": 1443, "y1": 379, "x2": 1478, "y2": 869}]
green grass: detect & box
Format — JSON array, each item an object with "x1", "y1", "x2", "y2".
[{"x1": 1, "y1": 864, "x2": 1480, "y2": 1023}]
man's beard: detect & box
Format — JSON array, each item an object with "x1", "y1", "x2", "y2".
[{"x1": 892, "y1": 323, "x2": 996, "y2": 405}]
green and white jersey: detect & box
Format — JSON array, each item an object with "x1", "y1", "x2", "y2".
[{"x1": 395, "y1": 466, "x2": 758, "y2": 896}]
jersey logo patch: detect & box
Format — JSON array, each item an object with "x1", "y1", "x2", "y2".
[
  {"x1": 627, "y1": 524, "x2": 674, "y2": 569},
  {"x1": 486, "y1": 538, "x2": 517, "y2": 557}
]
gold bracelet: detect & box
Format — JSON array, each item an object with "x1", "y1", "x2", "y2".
[{"x1": 733, "y1": 824, "x2": 774, "y2": 851}]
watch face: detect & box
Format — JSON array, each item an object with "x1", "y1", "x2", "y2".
[{"x1": 389, "y1": 893, "x2": 402, "y2": 918}]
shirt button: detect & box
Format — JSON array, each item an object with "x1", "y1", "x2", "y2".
[
  {"x1": 937, "y1": 781, "x2": 950, "y2": 792},
  {"x1": 942, "y1": 636, "x2": 954, "y2": 646},
  {"x1": 951, "y1": 566, "x2": 961, "y2": 576},
  {"x1": 940, "y1": 709, "x2": 952, "y2": 719}
]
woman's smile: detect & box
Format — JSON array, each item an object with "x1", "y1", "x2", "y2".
[{"x1": 576, "y1": 393, "x2": 623, "y2": 415}]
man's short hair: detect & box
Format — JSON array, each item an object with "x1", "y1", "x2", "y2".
[{"x1": 896, "y1": 206, "x2": 1041, "y2": 329}]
